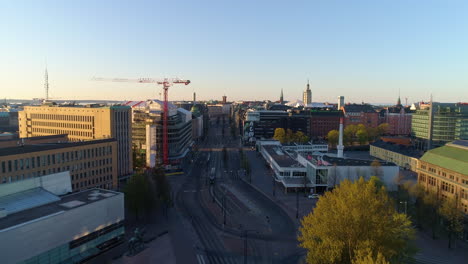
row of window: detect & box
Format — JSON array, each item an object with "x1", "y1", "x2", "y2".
[
  {"x1": 33, "y1": 127, "x2": 92, "y2": 137},
  {"x1": 32, "y1": 121, "x2": 92, "y2": 130},
  {"x1": 1, "y1": 147, "x2": 113, "y2": 174},
  {"x1": 71, "y1": 175, "x2": 113, "y2": 190},
  {"x1": 31, "y1": 113, "x2": 93, "y2": 122}
]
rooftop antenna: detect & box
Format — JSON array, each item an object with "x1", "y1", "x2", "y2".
[{"x1": 44, "y1": 66, "x2": 49, "y2": 101}]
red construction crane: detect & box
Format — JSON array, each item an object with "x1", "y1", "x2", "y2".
[{"x1": 93, "y1": 77, "x2": 191, "y2": 166}]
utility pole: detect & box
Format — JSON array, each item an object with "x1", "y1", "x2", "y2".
[{"x1": 296, "y1": 187, "x2": 299, "y2": 219}]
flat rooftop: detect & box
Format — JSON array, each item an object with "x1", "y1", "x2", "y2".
[
  {"x1": 263, "y1": 145, "x2": 304, "y2": 168},
  {"x1": 371, "y1": 140, "x2": 423, "y2": 158},
  {"x1": 322, "y1": 155, "x2": 397, "y2": 167},
  {"x1": 0, "y1": 188, "x2": 120, "y2": 231},
  {"x1": 0, "y1": 138, "x2": 116, "y2": 157}
]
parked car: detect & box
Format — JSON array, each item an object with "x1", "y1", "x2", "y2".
[{"x1": 308, "y1": 194, "x2": 320, "y2": 199}]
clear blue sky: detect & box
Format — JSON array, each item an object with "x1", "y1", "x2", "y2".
[{"x1": 1, "y1": 0, "x2": 468, "y2": 104}]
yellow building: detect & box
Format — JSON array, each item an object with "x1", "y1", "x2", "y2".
[
  {"x1": 417, "y1": 140, "x2": 468, "y2": 215},
  {"x1": 19, "y1": 104, "x2": 132, "y2": 181},
  {"x1": 370, "y1": 141, "x2": 422, "y2": 171},
  {"x1": 0, "y1": 138, "x2": 118, "y2": 191}
]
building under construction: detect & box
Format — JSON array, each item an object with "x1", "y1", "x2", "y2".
[{"x1": 125, "y1": 100, "x2": 192, "y2": 169}]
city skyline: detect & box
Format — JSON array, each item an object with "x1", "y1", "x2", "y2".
[{"x1": 2, "y1": 0, "x2": 468, "y2": 103}]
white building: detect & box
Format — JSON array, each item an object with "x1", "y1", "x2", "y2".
[
  {"x1": 258, "y1": 140, "x2": 399, "y2": 193},
  {"x1": 0, "y1": 172, "x2": 124, "y2": 264}
]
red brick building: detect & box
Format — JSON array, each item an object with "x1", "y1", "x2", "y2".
[
  {"x1": 342, "y1": 104, "x2": 379, "y2": 128},
  {"x1": 309, "y1": 109, "x2": 343, "y2": 139},
  {"x1": 378, "y1": 106, "x2": 413, "y2": 135}
]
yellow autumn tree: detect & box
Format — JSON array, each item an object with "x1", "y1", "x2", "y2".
[
  {"x1": 298, "y1": 177, "x2": 415, "y2": 264},
  {"x1": 273, "y1": 128, "x2": 286, "y2": 143}
]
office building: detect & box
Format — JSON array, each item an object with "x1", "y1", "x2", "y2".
[
  {"x1": 337, "y1": 96, "x2": 344, "y2": 110},
  {"x1": 303, "y1": 81, "x2": 312, "y2": 106},
  {"x1": 412, "y1": 102, "x2": 468, "y2": 150},
  {"x1": 0, "y1": 137, "x2": 118, "y2": 191},
  {"x1": 0, "y1": 172, "x2": 124, "y2": 264},
  {"x1": 0, "y1": 134, "x2": 68, "y2": 148},
  {"x1": 125, "y1": 100, "x2": 192, "y2": 168},
  {"x1": 379, "y1": 101, "x2": 413, "y2": 136},
  {"x1": 18, "y1": 104, "x2": 132, "y2": 180},
  {"x1": 309, "y1": 108, "x2": 342, "y2": 139},
  {"x1": 242, "y1": 110, "x2": 310, "y2": 144}
]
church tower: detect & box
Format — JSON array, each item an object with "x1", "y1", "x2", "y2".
[{"x1": 303, "y1": 80, "x2": 311, "y2": 105}]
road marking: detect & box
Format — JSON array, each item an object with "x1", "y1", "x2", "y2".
[{"x1": 196, "y1": 254, "x2": 206, "y2": 264}]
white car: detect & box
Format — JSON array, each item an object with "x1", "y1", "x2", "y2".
[{"x1": 308, "y1": 194, "x2": 320, "y2": 199}]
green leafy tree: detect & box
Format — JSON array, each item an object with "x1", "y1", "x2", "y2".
[
  {"x1": 356, "y1": 129, "x2": 369, "y2": 145},
  {"x1": 298, "y1": 178, "x2": 415, "y2": 264},
  {"x1": 344, "y1": 125, "x2": 357, "y2": 145},
  {"x1": 439, "y1": 196, "x2": 464, "y2": 249},
  {"x1": 124, "y1": 173, "x2": 155, "y2": 219},
  {"x1": 152, "y1": 167, "x2": 172, "y2": 206},
  {"x1": 367, "y1": 127, "x2": 379, "y2": 142},
  {"x1": 422, "y1": 189, "x2": 441, "y2": 239},
  {"x1": 357, "y1": 124, "x2": 367, "y2": 132},
  {"x1": 352, "y1": 248, "x2": 390, "y2": 264},
  {"x1": 295, "y1": 131, "x2": 309, "y2": 143},
  {"x1": 327, "y1": 130, "x2": 339, "y2": 147},
  {"x1": 377, "y1": 123, "x2": 389, "y2": 136},
  {"x1": 273, "y1": 128, "x2": 286, "y2": 143}
]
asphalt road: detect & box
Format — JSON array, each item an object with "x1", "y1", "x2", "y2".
[{"x1": 174, "y1": 119, "x2": 302, "y2": 263}]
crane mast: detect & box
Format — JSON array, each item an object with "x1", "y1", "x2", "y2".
[{"x1": 93, "y1": 77, "x2": 190, "y2": 167}]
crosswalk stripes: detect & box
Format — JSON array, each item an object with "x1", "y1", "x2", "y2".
[{"x1": 196, "y1": 254, "x2": 206, "y2": 264}]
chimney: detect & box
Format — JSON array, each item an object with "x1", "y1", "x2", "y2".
[{"x1": 337, "y1": 117, "x2": 344, "y2": 158}]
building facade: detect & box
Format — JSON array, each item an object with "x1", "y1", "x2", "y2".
[
  {"x1": 0, "y1": 138, "x2": 118, "y2": 191},
  {"x1": 18, "y1": 105, "x2": 132, "y2": 180},
  {"x1": 309, "y1": 109, "x2": 342, "y2": 139},
  {"x1": 412, "y1": 102, "x2": 468, "y2": 150},
  {"x1": 416, "y1": 140, "x2": 468, "y2": 240},
  {"x1": 303, "y1": 81, "x2": 312, "y2": 106},
  {"x1": 370, "y1": 140, "x2": 422, "y2": 171},
  {"x1": 0, "y1": 173, "x2": 124, "y2": 264},
  {"x1": 342, "y1": 104, "x2": 379, "y2": 128},
  {"x1": 379, "y1": 105, "x2": 413, "y2": 135},
  {"x1": 126, "y1": 100, "x2": 193, "y2": 168}
]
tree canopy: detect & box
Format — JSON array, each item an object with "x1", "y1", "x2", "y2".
[
  {"x1": 124, "y1": 173, "x2": 155, "y2": 219},
  {"x1": 327, "y1": 130, "x2": 339, "y2": 147},
  {"x1": 273, "y1": 128, "x2": 286, "y2": 143},
  {"x1": 298, "y1": 177, "x2": 415, "y2": 264}
]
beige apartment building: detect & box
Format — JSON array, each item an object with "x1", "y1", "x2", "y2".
[
  {"x1": 19, "y1": 104, "x2": 132, "y2": 181},
  {"x1": 0, "y1": 138, "x2": 118, "y2": 191}
]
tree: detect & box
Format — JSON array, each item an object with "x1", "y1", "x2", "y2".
[
  {"x1": 356, "y1": 129, "x2": 369, "y2": 145},
  {"x1": 124, "y1": 173, "x2": 155, "y2": 220},
  {"x1": 422, "y1": 189, "x2": 441, "y2": 239},
  {"x1": 327, "y1": 130, "x2": 339, "y2": 147},
  {"x1": 352, "y1": 248, "x2": 390, "y2": 264},
  {"x1": 273, "y1": 128, "x2": 286, "y2": 143},
  {"x1": 377, "y1": 123, "x2": 389, "y2": 136},
  {"x1": 438, "y1": 196, "x2": 464, "y2": 249},
  {"x1": 367, "y1": 127, "x2": 379, "y2": 142},
  {"x1": 152, "y1": 167, "x2": 172, "y2": 207},
  {"x1": 295, "y1": 131, "x2": 309, "y2": 143},
  {"x1": 298, "y1": 178, "x2": 415, "y2": 264},
  {"x1": 344, "y1": 125, "x2": 357, "y2": 145}
]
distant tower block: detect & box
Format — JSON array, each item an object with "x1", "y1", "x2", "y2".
[
  {"x1": 338, "y1": 96, "x2": 344, "y2": 110},
  {"x1": 303, "y1": 80, "x2": 312, "y2": 105},
  {"x1": 222, "y1": 95, "x2": 227, "y2": 104},
  {"x1": 280, "y1": 89, "x2": 284, "y2": 104},
  {"x1": 193, "y1": 92, "x2": 196, "y2": 103}
]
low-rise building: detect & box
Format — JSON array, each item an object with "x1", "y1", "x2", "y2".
[
  {"x1": 342, "y1": 103, "x2": 379, "y2": 128},
  {"x1": 0, "y1": 172, "x2": 124, "y2": 264},
  {"x1": 416, "y1": 140, "x2": 468, "y2": 240},
  {"x1": 0, "y1": 138, "x2": 118, "y2": 191},
  {"x1": 258, "y1": 140, "x2": 398, "y2": 193},
  {"x1": 370, "y1": 140, "x2": 423, "y2": 171}
]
